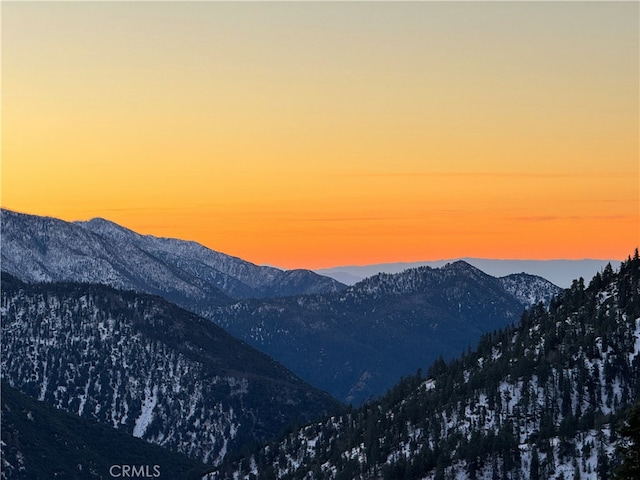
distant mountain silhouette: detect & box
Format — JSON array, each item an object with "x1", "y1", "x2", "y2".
[{"x1": 317, "y1": 257, "x2": 617, "y2": 288}]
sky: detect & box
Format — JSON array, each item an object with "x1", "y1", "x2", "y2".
[{"x1": 2, "y1": 1, "x2": 638, "y2": 269}]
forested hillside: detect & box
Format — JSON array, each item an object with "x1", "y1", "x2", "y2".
[
  {"x1": 0, "y1": 274, "x2": 339, "y2": 466},
  {"x1": 211, "y1": 252, "x2": 640, "y2": 480}
]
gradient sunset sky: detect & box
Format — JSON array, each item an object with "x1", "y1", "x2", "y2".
[{"x1": 2, "y1": 1, "x2": 638, "y2": 269}]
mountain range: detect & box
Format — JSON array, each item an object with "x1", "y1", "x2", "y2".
[
  {"x1": 6, "y1": 208, "x2": 632, "y2": 480},
  {"x1": 212, "y1": 253, "x2": 640, "y2": 480},
  {"x1": 0, "y1": 210, "x2": 640, "y2": 480},
  {"x1": 1, "y1": 209, "x2": 561, "y2": 404},
  {"x1": 317, "y1": 258, "x2": 619, "y2": 289}
]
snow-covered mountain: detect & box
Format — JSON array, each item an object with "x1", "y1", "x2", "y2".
[
  {"x1": 209, "y1": 261, "x2": 561, "y2": 404},
  {"x1": 2, "y1": 209, "x2": 559, "y2": 405},
  {"x1": 211, "y1": 253, "x2": 640, "y2": 480},
  {"x1": 0, "y1": 274, "x2": 339, "y2": 466},
  {"x1": 0, "y1": 209, "x2": 346, "y2": 307}
]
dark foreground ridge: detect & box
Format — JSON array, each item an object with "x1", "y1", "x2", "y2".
[{"x1": 1, "y1": 382, "x2": 208, "y2": 480}]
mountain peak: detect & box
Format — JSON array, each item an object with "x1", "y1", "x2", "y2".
[
  {"x1": 76, "y1": 216, "x2": 140, "y2": 240},
  {"x1": 442, "y1": 259, "x2": 485, "y2": 274}
]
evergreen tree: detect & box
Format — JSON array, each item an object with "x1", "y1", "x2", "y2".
[
  {"x1": 529, "y1": 447, "x2": 540, "y2": 480},
  {"x1": 615, "y1": 402, "x2": 640, "y2": 479}
]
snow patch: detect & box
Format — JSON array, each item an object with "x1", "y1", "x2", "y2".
[
  {"x1": 133, "y1": 385, "x2": 158, "y2": 438},
  {"x1": 423, "y1": 379, "x2": 436, "y2": 391}
]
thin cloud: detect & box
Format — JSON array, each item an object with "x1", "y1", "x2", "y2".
[
  {"x1": 511, "y1": 214, "x2": 635, "y2": 222},
  {"x1": 325, "y1": 172, "x2": 632, "y2": 179}
]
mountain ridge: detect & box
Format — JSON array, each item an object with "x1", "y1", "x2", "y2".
[
  {"x1": 209, "y1": 261, "x2": 561, "y2": 404},
  {"x1": 317, "y1": 257, "x2": 619, "y2": 288},
  {"x1": 1, "y1": 209, "x2": 346, "y2": 305},
  {"x1": 76, "y1": 216, "x2": 343, "y2": 298},
  {"x1": 0, "y1": 273, "x2": 340, "y2": 465}
]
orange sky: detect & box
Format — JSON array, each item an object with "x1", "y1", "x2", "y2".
[{"x1": 2, "y1": 1, "x2": 638, "y2": 269}]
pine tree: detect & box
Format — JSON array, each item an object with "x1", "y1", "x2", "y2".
[
  {"x1": 529, "y1": 447, "x2": 540, "y2": 480},
  {"x1": 615, "y1": 402, "x2": 640, "y2": 479}
]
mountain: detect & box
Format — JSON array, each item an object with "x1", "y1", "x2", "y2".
[
  {"x1": 0, "y1": 274, "x2": 340, "y2": 466},
  {"x1": 317, "y1": 258, "x2": 618, "y2": 288},
  {"x1": 77, "y1": 216, "x2": 345, "y2": 298},
  {"x1": 1, "y1": 382, "x2": 208, "y2": 480},
  {"x1": 212, "y1": 252, "x2": 640, "y2": 480},
  {"x1": 0, "y1": 209, "x2": 346, "y2": 307},
  {"x1": 1, "y1": 209, "x2": 559, "y2": 405},
  {"x1": 207, "y1": 261, "x2": 561, "y2": 404}
]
